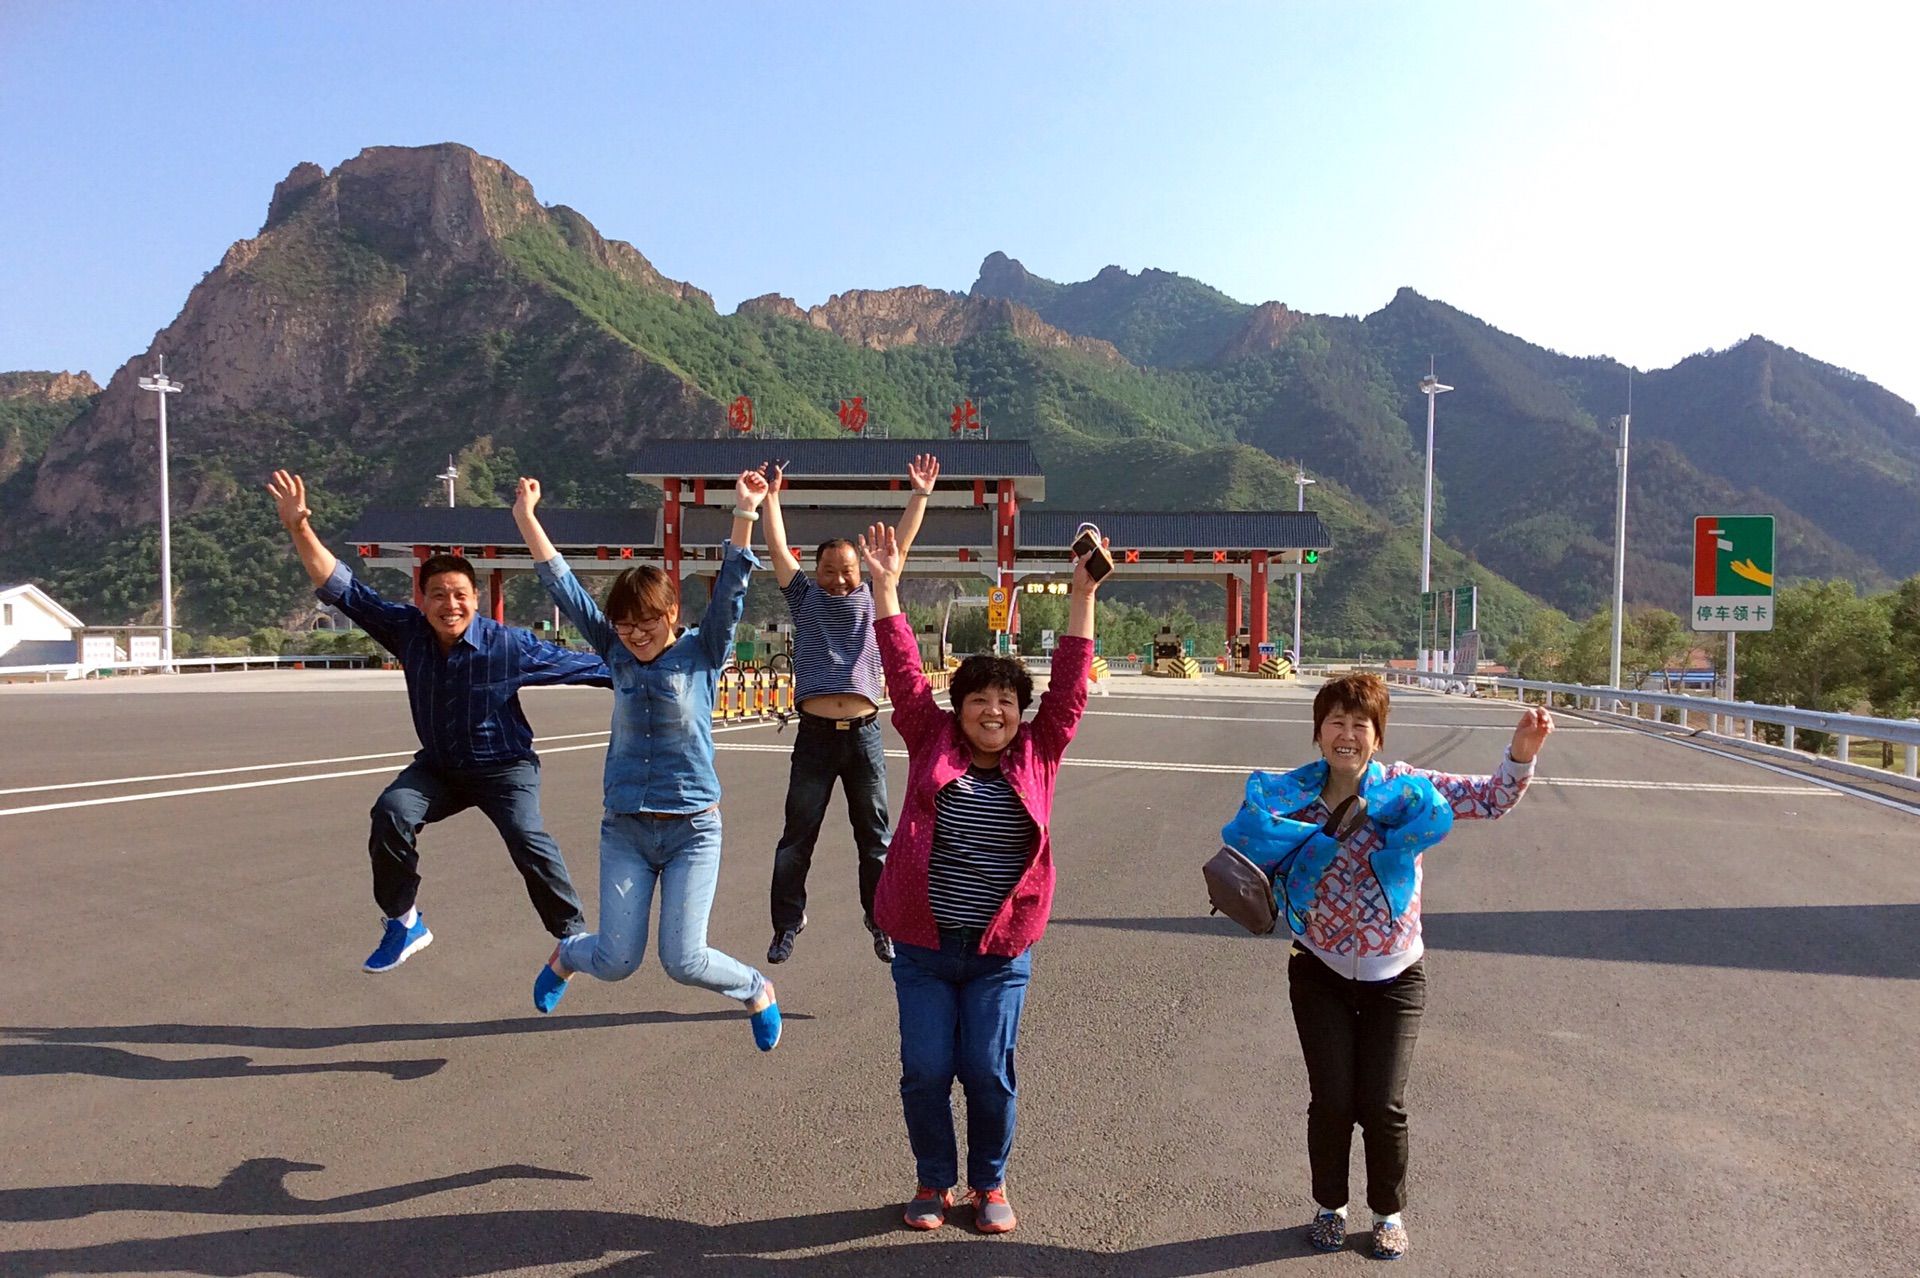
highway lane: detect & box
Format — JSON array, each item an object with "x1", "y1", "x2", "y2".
[{"x1": 2, "y1": 676, "x2": 1916, "y2": 1276}]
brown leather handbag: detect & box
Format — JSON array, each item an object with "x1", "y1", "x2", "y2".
[{"x1": 1202, "y1": 794, "x2": 1369, "y2": 936}]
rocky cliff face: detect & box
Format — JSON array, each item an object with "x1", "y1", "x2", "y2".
[
  {"x1": 1214, "y1": 301, "x2": 1306, "y2": 362},
  {"x1": 16, "y1": 144, "x2": 725, "y2": 536},
  {"x1": 0, "y1": 371, "x2": 100, "y2": 402},
  {"x1": 747, "y1": 285, "x2": 1126, "y2": 365}
]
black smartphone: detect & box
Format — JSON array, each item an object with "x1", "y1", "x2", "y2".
[{"x1": 1071, "y1": 523, "x2": 1114, "y2": 582}]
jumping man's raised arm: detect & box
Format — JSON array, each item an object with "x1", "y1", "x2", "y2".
[
  {"x1": 894, "y1": 453, "x2": 940, "y2": 558},
  {"x1": 759, "y1": 463, "x2": 802, "y2": 588},
  {"x1": 266, "y1": 469, "x2": 338, "y2": 588}
]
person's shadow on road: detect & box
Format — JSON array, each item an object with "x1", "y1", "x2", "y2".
[
  {"x1": 0, "y1": 1043, "x2": 445, "y2": 1082},
  {"x1": 0, "y1": 1201, "x2": 1316, "y2": 1276},
  {"x1": 0, "y1": 1158, "x2": 587, "y2": 1222}
]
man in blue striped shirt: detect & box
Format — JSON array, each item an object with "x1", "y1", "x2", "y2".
[
  {"x1": 760, "y1": 455, "x2": 937, "y2": 966},
  {"x1": 268, "y1": 470, "x2": 610, "y2": 974}
]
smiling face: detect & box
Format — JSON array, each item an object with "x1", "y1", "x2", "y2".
[
  {"x1": 613, "y1": 604, "x2": 680, "y2": 663},
  {"x1": 959, "y1": 684, "x2": 1023, "y2": 764},
  {"x1": 1315, "y1": 707, "x2": 1379, "y2": 780},
  {"x1": 422, "y1": 570, "x2": 478, "y2": 646},
  {"x1": 815, "y1": 543, "x2": 861, "y2": 596}
]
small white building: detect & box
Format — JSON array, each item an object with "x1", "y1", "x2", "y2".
[{"x1": 0, "y1": 583, "x2": 84, "y2": 667}]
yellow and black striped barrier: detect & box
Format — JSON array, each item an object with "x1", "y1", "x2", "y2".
[
  {"x1": 1150, "y1": 655, "x2": 1204, "y2": 679},
  {"x1": 1257, "y1": 655, "x2": 1295, "y2": 679}
]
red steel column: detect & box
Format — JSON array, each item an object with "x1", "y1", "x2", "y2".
[
  {"x1": 664, "y1": 478, "x2": 683, "y2": 598},
  {"x1": 1226, "y1": 575, "x2": 1242, "y2": 661},
  {"x1": 490, "y1": 569, "x2": 505, "y2": 623},
  {"x1": 1250, "y1": 551, "x2": 1270, "y2": 654},
  {"x1": 998, "y1": 480, "x2": 1019, "y2": 640}
]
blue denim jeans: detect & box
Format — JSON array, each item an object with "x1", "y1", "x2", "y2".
[
  {"x1": 368, "y1": 757, "x2": 586, "y2": 938},
  {"x1": 769, "y1": 717, "x2": 891, "y2": 933},
  {"x1": 892, "y1": 930, "x2": 1033, "y2": 1191},
  {"x1": 557, "y1": 808, "x2": 765, "y2": 1003}
]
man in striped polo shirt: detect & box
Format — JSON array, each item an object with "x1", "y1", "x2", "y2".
[{"x1": 761, "y1": 455, "x2": 939, "y2": 964}]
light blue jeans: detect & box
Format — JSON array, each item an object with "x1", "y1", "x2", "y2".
[{"x1": 557, "y1": 808, "x2": 765, "y2": 1003}]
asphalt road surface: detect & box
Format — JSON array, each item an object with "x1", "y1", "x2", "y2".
[{"x1": 2, "y1": 673, "x2": 1916, "y2": 1276}]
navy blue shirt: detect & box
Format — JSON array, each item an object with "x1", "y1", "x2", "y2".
[
  {"x1": 535, "y1": 543, "x2": 754, "y2": 814},
  {"x1": 317, "y1": 564, "x2": 611, "y2": 769}
]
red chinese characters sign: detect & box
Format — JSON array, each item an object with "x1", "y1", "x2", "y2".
[
  {"x1": 728, "y1": 395, "x2": 754, "y2": 432},
  {"x1": 837, "y1": 396, "x2": 868, "y2": 433},
  {"x1": 950, "y1": 398, "x2": 980, "y2": 434}
]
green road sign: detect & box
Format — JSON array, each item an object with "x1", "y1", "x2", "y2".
[{"x1": 1691, "y1": 514, "x2": 1775, "y2": 631}]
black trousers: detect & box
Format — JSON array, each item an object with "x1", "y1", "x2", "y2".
[
  {"x1": 768, "y1": 718, "x2": 891, "y2": 933},
  {"x1": 1287, "y1": 946, "x2": 1427, "y2": 1215},
  {"x1": 367, "y1": 757, "x2": 587, "y2": 938}
]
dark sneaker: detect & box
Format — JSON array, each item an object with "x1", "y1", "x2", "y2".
[
  {"x1": 1307, "y1": 1209, "x2": 1346, "y2": 1253},
  {"x1": 903, "y1": 1186, "x2": 955, "y2": 1230},
  {"x1": 868, "y1": 919, "x2": 895, "y2": 963},
  {"x1": 767, "y1": 912, "x2": 807, "y2": 964},
  {"x1": 969, "y1": 1185, "x2": 1017, "y2": 1234},
  {"x1": 1372, "y1": 1219, "x2": 1408, "y2": 1260},
  {"x1": 364, "y1": 914, "x2": 432, "y2": 973}
]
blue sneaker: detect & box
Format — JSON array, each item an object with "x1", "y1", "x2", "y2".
[
  {"x1": 363, "y1": 913, "x2": 431, "y2": 972},
  {"x1": 749, "y1": 989, "x2": 781, "y2": 1052},
  {"x1": 533, "y1": 950, "x2": 571, "y2": 1014}
]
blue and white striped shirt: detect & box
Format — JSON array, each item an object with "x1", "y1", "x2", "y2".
[
  {"x1": 317, "y1": 564, "x2": 610, "y2": 770},
  {"x1": 928, "y1": 765, "x2": 1039, "y2": 930},
  {"x1": 780, "y1": 575, "x2": 884, "y2": 705}
]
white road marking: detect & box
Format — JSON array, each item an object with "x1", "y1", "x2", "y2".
[
  {"x1": 0, "y1": 722, "x2": 779, "y2": 818},
  {"x1": 709, "y1": 744, "x2": 1827, "y2": 791},
  {"x1": 0, "y1": 730, "x2": 618, "y2": 797},
  {"x1": 1079, "y1": 709, "x2": 1615, "y2": 731}
]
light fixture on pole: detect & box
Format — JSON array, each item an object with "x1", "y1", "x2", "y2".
[
  {"x1": 1293, "y1": 471, "x2": 1316, "y2": 664},
  {"x1": 136, "y1": 356, "x2": 183, "y2": 674},
  {"x1": 437, "y1": 455, "x2": 459, "y2": 508},
  {"x1": 1607, "y1": 377, "x2": 1632, "y2": 705},
  {"x1": 1418, "y1": 361, "x2": 1453, "y2": 672}
]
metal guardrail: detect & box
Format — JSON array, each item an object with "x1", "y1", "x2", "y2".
[
  {"x1": 1375, "y1": 668, "x2": 1920, "y2": 782},
  {"x1": 0, "y1": 653, "x2": 378, "y2": 682}
]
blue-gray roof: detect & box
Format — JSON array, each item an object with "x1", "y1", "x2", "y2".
[
  {"x1": 681, "y1": 505, "x2": 993, "y2": 548},
  {"x1": 1021, "y1": 511, "x2": 1330, "y2": 550},
  {"x1": 627, "y1": 437, "x2": 1042, "y2": 479},
  {"x1": 345, "y1": 508, "x2": 654, "y2": 547}
]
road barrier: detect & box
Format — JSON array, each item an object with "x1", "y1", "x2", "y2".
[
  {"x1": 1377, "y1": 669, "x2": 1920, "y2": 788},
  {"x1": 1149, "y1": 655, "x2": 1203, "y2": 679},
  {"x1": 0, "y1": 653, "x2": 378, "y2": 683}
]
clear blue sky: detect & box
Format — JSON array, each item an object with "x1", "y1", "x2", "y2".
[{"x1": 3, "y1": 1, "x2": 1914, "y2": 406}]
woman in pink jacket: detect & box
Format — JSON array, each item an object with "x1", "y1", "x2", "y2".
[{"x1": 857, "y1": 521, "x2": 1100, "y2": 1237}]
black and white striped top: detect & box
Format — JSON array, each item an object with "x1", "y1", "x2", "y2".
[
  {"x1": 928, "y1": 765, "x2": 1038, "y2": 930},
  {"x1": 780, "y1": 575, "x2": 885, "y2": 705}
]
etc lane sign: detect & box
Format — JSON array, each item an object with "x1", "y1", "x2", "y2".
[{"x1": 1692, "y1": 515, "x2": 1775, "y2": 631}]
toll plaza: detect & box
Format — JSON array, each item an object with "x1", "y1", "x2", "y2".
[{"x1": 343, "y1": 439, "x2": 1330, "y2": 670}]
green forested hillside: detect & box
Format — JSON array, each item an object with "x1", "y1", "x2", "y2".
[{"x1": 4, "y1": 144, "x2": 1913, "y2": 659}]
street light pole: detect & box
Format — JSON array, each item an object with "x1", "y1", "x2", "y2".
[
  {"x1": 1608, "y1": 406, "x2": 1631, "y2": 700},
  {"x1": 137, "y1": 356, "x2": 183, "y2": 673},
  {"x1": 1418, "y1": 362, "x2": 1453, "y2": 672},
  {"x1": 1293, "y1": 471, "x2": 1316, "y2": 663},
  {"x1": 437, "y1": 455, "x2": 459, "y2": 508}
]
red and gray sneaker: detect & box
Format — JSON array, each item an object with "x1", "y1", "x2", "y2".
[
  {"x1": 969, "y1": 1185, "x2": 1017, "y2": 1234},
  {"x1": 903, "y1": 1186, "x2": 955, "y2": 1230}
]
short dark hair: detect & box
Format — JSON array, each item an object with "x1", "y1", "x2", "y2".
[
  {"x1": 605, "y1": 565, "x2": 678, "y2": 623},
  {"x1": 419, "y1": 554, "x2": 476, "y2": 593},
  {"x1": 816, "y1": 538, "x2": 856, "y2": 563},
  {"x1": 950, "y1": 655, "x2": 1033, "y2": 713}
]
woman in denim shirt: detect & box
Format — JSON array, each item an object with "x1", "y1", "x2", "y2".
[{"x1": 511, "y1": 470, "x2": 782, "y2": 1051}]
